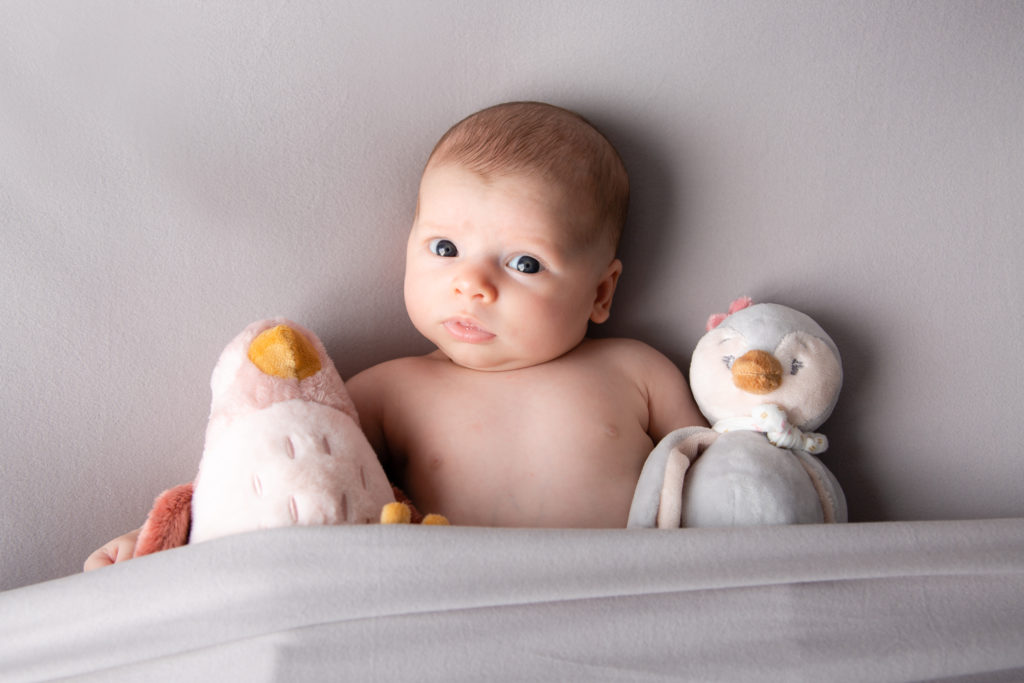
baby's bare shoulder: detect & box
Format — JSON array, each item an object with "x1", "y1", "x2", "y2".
[
  {"x1": 348, "y1": 354, "x2": 439, "y2": 397},
  {"x1": 579, "y1": 337, "x2": 677, "y2": 369},
  {"x1": 580, "y1": 336, "x2": 689, "y2": 388},
  {"x1": 347, "y1": 354, "x2": 446, "y2": 457},
  {"x1": 584, "y1": 339, "x2": 705, "y2": 437}
]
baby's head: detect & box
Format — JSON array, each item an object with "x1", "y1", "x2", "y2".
[
  {"x1": 405, "y1": 102, "x2": 630, "y2": 371},
  {"x1": 423, "y1": 101, "x2": 629, "y2": 256}
]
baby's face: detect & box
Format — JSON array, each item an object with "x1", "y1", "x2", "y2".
[{"x1": 404, "y1": 163, "x2": 619, "y2": 371}]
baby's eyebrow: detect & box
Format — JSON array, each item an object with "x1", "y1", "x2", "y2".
[
  {"x1": 410, "y1": 220, "x2": 453, "y2": 235},
  {"x1": 509, "y1": 228, "x2": 572, "y2": 253}
]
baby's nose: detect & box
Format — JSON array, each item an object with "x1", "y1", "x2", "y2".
[{"x1": 452, "y1": 264, "x2": 497, "y2": 302}]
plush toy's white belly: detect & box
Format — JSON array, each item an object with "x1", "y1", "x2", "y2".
[{"x1": 190, "y1": 400, "x2": 394, "y2": 543}]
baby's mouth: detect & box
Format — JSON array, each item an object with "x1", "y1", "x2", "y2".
[{"x1": 443, "y1": 318, "x2": 495, "y2": 343}]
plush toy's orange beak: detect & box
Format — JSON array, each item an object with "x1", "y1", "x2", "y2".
[
  {"x1": 732, "y1": 349, "x2": 782, "y2": 394},
  {"x1": 247, "y1": 324, "x2": 322, "y2": 380}
]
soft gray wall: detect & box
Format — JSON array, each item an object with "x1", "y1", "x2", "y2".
[{"x1": 2, "y1": 1, "x2": 1022, "y2": 591}]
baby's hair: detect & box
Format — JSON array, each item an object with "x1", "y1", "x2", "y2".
[{"x1": 425, "y1": 101, "x2": 629, "y2": 254}]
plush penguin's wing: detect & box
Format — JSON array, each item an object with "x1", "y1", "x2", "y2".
[
  {"x1": 627, "y1": 427, "x2": 717, "y2": 528},
  {"x1": 791, "y1": 451, "x2": 849, "y2": 523}
]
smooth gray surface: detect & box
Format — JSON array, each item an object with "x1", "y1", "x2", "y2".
[
  {"x1": 2, "y1": 521, "x2": 1022, "y2": 681},
  {"x1": 2, "y1": 1, "x2": 1023, "y2": 590}
]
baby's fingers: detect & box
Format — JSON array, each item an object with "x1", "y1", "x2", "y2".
[
  {"x1": 83, "y1": 546, "x2": 116, "y2": 571},
  {"x1": 83, "y1": 529, "x2": 140, "y2": 571}
]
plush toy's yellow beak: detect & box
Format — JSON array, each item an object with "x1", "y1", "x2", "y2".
[
  {"x1": 732, "y1": 349, "x2": 782, "y2": 394},
  {"x1": 247, "y1": 324, "x2": 322, "y2": 380}
]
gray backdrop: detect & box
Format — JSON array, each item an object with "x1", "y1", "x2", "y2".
[{"x1": 2, "y1": 1, "x2": 1022, "y2": 591}]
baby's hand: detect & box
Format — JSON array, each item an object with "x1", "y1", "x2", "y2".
[{"x1": 83, "y1": 528, "x2": 141, "y2": 571}]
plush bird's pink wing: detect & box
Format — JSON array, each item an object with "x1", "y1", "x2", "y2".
[{"x1": 134, "y1": 482, "x2": 194, "y2": 557}]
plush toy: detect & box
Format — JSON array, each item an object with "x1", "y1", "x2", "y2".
[
  {"x1": 134, "y1": 318, "x2": 445, "y2": 557},
  {"x1": 628, "y1": 297, "x2": 847, "y2": 528}
]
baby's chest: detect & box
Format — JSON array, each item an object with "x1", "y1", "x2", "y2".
[
  {"x1": 393, "y1": 371, "x2": 651, "y2": 479},
  {"x1": 427, "y1": 364, "x2": 636, "y2": 425}
]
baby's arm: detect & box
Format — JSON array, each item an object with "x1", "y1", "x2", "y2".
[
  {"x1": 346, "y1": 362, "x2": 397, "y2": 477},
  {"x1": 628, "y1": 340, "x2": 707, "y2": 441},
  {"x1": 83, "y1": 527, "x2": 140, "y2": 571}
]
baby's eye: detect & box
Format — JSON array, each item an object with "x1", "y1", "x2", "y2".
[
  {"x1": 790, "y1": 358, "x2": 804, "y2": 375},
  {"x1": 506, "y1": 254, "x2": 543, "y2": 274},
  {"x1": 429, "y1": 238, "x2": 458, "y2": 258},
  {"x1": 722, "y1": 355, "x2": 735, "y2": 369}
]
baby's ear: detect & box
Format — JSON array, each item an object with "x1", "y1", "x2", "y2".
[{"x1": 589, "y1": 258, "x2": 623, "y2": 324}]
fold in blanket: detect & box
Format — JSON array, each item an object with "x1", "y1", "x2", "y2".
[{"x1": 2, "y1": 519, "x2": 1023, "y2": 682}]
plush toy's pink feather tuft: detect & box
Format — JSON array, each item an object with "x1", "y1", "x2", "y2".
[
  {"x1": 728, "y1": 296, "x2": 754, "y2": 314},
  {"x1": 706, "y1": 296, "x2": 754, "y2": 331},
  {"x1": 705, "y1": 313, "x2": 727, "y2": 331}
]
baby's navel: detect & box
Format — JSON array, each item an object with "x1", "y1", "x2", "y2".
[{"x1": 603, "y1": 424, "x2": 619, "y2": 439}]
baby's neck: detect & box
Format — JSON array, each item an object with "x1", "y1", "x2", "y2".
[{"x1": 426, "y1": 338, "x2": 592, "y2": 373}]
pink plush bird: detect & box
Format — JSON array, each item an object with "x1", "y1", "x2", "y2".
[{"x1": 134, "y1": 318, "x2": 440, "y2": 556}]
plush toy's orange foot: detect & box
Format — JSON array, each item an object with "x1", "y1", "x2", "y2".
[
  {"x1": 380, "y1": 501, "x2": 412, "y2": 524},
  {"x1": 379, "y1": 502, "x2": 449, "y2": 525},
  {"x1": 421, "y1": 513, "x2": 450, "y2": 525}
]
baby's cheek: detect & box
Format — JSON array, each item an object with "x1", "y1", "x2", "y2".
[{"x1": 543, "y1": 301, "x2": 591, "y2": 348}]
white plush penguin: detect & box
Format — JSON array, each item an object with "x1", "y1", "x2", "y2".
[{"x1": 628, "y1": 298, "x2": 848, "y2": 528}]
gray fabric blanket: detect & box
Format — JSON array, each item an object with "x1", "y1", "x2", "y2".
[{"x1": 2, "y1": 519, "x2": 1022, "y2": 682}]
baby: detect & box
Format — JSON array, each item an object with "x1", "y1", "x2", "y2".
[{"x1": 85, "y1": 101, "x2": 704, "y2": 568}]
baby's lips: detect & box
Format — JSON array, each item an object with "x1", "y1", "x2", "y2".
[{"x1": 443, "y1": 318, "x2": 495, "y2": 342}]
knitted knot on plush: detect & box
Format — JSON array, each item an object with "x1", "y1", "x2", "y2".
[{"x1": 713, "y1": 404, "x2": 829, "y2": 454}]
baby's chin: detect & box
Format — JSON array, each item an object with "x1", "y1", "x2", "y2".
[
  {"x1": 432, "y1": 341, "x2": 570, "y2": 373},
  {"x1": 443, "y1": 351, "x2": 542, "y2": 372}
]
